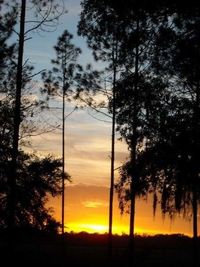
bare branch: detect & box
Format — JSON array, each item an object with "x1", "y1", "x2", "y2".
[
  {"x1": 78, "y1": 95, "x2": 112, "y2": 118},
  {"x1": 28, "y1": 69, "x2": 46, "y2": 79},
  {"x1": 65, "y1": 106, "x2": 77, "y2": 119},
  {"x1": 87, "y1": 109, "x2": 111, "y2": 123}
]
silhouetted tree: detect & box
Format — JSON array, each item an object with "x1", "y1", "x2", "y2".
[
  {"x1": 148, "y1": 3, "x2": 200, "y2": 261},
  {"x1": 150, "y1": 1, "x2": 200, "y2": 234},
  {"x1": 78, "y1": 3, "x2": 170, "y2": 265},
  {"x1": 114, "y1": 73, "x2": 168, "y2": 264},
  {"x1": 0, "y1": 1, "x2": 17, "y2": 90},
  {"x1": 42, "y1": 30, "x2": 81, "y2": 234},
  {"x1": 9, "y1": 0, "x2": 65, "y2": 230},
  {"x1": 78, "y1": 2, "x2": 125, "y2": 256},
  {"x1": 114, "y1": 2, "x2": 200, "y2": 263},
  {"x1": 0, "y1": 100, "x2": 70, "y2": 231},
  {"x1": 99, "y1": 4, "x2": 167, "y2": 264}
]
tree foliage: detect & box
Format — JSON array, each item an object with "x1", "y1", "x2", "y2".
[
  {"x1": 149, "y1": 3, "x2": 200, "y2": 237},
  {"x1": 79, "y1": 1, "x2": 200, "y2": 243},
  {"x1": 113, "y1": 0, "x2": 200, "y2": 240},
  {"x1": 0, "y1": 96, "x2": 70, "y2": 232},
  {"x1": 0, "y1": 0, "x2": 70, "y2": 232}
]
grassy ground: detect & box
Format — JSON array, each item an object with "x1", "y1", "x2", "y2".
[{"x1": 0, "y1": 232, "x2": 199, "y2": 266}]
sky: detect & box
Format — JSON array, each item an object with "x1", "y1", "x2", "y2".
[{"x1": 18, "y1": 0, "x2": 199, "y2": 236}]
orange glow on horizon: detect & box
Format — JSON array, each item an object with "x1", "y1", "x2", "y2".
[
  {"x1": 48, "y1": 184, "x2": 195, "y2": 238},
  {"x1": 68, "y1": 223, "x2": 108, "y2": 234},
  {"x1": 65, "y1": 223, "x2": 184, "y2": 236}
]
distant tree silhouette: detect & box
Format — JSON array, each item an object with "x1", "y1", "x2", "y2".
[{"x1": 42, "y1": 30, "x2": 81, "y2": 235}]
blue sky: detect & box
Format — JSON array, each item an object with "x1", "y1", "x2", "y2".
[{"x1": 23, "y1": 0, "x2": 101, "y2": 74}]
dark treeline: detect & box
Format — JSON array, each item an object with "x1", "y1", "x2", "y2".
[
  {"x1": 0, "y1": 0, "x2": 200, "y2": 266},
  {"x1": 0, "y1": 231, "x2": 199, "y2": 266}
]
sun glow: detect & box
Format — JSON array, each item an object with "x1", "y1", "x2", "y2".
[
  {"x1": 49, "y1": 184, "x2": 194, "y2": 237},
  {"x1": 67, "y1": 223, "x2": 108, "y2": 234},
  {"x1": 79, "y1": 224, "x2": 108, "y2": 233},
  {"x1": 66, "y1": 223, "x2": 153, "y2": 235}
]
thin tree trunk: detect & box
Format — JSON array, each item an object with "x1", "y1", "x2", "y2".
[
  {"x1": 192, "y1": 181, "x2": 198, "y2": 267},
  {"x1": 129, "y1": 15, "x2": 139, "y2": 266},
  {"x1": 129, "y1": 186, "x2": 136, "y2": 238},
  {"x1": 192, "y1": 189, "x2": 198, "y2": 240},
  {"x1": 129, "y1": 133, "x2": 137, "y2": 266},
  {"x1": 61, "y1": 84, "x2": 65, "y2": 235},
  {"x1": 192, "y1": 81, "x2": 199, "y2": 266},
  {"x1": 61, "y1": 48, "x2": 68, "y2": 266},
  {"x1": 129, "y1": 183, "x2": 136, "y2": 265},
  {"x1": 108, "y1": 48, "x2": 117, "y2": 258},
  {"x1": 61, "y1": 54, "x2": 67, "y2": 235},
  {"x1": 8, "y1": 0, "x2": 26, "y2": 229},
  {"x1": 61, "y1": 77, "x2": 66, "y2": 265}
]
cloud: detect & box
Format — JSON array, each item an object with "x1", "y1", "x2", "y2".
[
  {"x1": 82, "y1": 200, "x2": 108, "y2": 208},
  {"x1": 27, "y1": 105, "x2": 128, "y2": 186}
]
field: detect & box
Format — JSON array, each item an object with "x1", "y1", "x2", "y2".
[{"x1": 0, "y1": 231, "x2": 199, "y2": 266}]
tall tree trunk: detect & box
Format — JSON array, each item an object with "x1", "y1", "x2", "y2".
[
  {"x1": 129, "y1": 185, "x2": 136, "y2": 238},
  {"x1": 192, "y1": 81, "x2": 199, "y2": 266},
  {"x1": 129, "y1": 181, "x2": 136, "y2": 265},
  {"x1": 192, "y1": 189, "x2": 198, "y2": 240},
  {"x1": 8, "y1": 0, "x2": 26, "y2": 229},
  {"x1": 108, "y1": 46, "x2": 117, "y2": 258},
  {"x1": 61, "y1": 84, "x2": 65, "y2": 235},
  {"x1": 129, "y1": 134, "x2": 137, "y2": 266},
  {"x1": 61, "y1": 53, "x2": 67, "y2": 235},
  {"x1": 129, "y1": 15, "x2": 139, "y2": 266},
  {"x1": 192, "y1": 187, "x2": 198, "y2": 266},
  {"x1": 61, "y1": 77, "x2": 66, "y2": 264}
]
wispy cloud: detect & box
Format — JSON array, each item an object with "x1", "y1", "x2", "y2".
[
  {"x1": 82, "y1": 200, "x2": 108, "y2": 208},
  {"x1": 27, "y1": 105, "x2": 128, "y2": 186}
]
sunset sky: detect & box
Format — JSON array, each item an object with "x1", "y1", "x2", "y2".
[{"x1": 22, "y1": 0, "x2": 199, "y2": 236}]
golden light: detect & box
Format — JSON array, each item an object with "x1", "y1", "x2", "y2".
[
  {"x1": 48, "y1": 184, "x2": 194, "y2": 237},
  {"x1": 78, "y1": 224, "x2": 108, "y2": 233},
  {"x1": 66, "y1": 222, "x2": 157, "y2": 235},
  {"x1": 66, "y1": 223, "x2": 108, "y2": 234}
]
